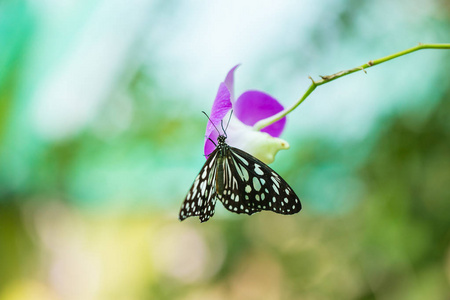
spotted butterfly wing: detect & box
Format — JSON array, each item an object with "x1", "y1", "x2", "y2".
[
  {"x1": 179, "y1": 135, "x2": 301, "y2": 222},
  {"x1": 179, "y1": 148, "x2": 220, "y2": 222},
  {"x1": 219, "y1": 147, "x2": 301, "y2": 215}
]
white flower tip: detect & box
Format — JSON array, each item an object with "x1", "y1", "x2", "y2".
[
  {"x1": 227, "y1": 126, "x2": 290, "y2": 164},
  {"x1": 278, "y1": 139, "x2": 290, "y2": 150},
  {"x1": 255, "y1": 135, "x2": 290, "y2": 164},
  {"x1": 225, "y1": 118, "x2": 290, "y2": 164}
]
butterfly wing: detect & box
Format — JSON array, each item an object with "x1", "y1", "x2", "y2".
[
  {"x1": 218, "y1": 147, "x2": 302, "y2": 215},
  {"x1": 179, "y1": 149, "x2": 219, "y2": 222},
  {"x1": 216, "y1": 151, "x2": 260, "y2": 215}
]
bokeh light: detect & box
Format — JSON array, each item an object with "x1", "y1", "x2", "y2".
[{"x1": 0, "y1": 0, "x2": 449, "y2": 299}]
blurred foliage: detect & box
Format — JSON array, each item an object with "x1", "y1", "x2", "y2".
[
  {"x1": 0, "y1": 0, "x2": 449, "y2": 299},
  {"x1": 0, "y1": 86, "x2": 448, "y2": 299}
]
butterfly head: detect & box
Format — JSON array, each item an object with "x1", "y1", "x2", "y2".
[
  {"x1": 217, "y1": 135, "x2": 227, "y2": 145},
  {"x1": 203, "y1": 111, "x2": 232, "y2": 149}
]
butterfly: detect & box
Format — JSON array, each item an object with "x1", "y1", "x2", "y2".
[{"x1": 179, "y1": 113, "x2": 302, "y2": 222}]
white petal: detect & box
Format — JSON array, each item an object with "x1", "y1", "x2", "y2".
[{"x1": 225, "y1": 117, "x2": 289, "y2": 164}]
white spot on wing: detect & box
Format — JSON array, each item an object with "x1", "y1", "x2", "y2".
[
  {"x1": 271, "y1": 176, "x2": 280, "y2": 188},
  {"x1": 233, "y1": 178, "x2": 238, "y2": 190},
  {"x1": 253, "y1": 177, "x2": 261, "y2": 191},
  {"x1": 241, "y1": 168, "x2": 249, "y2": 182},
  {"x1": 254, "y1": 164, "x2": 264, "y2": 175},
  {"x1": 200, "y1": 181, "x2": 207, "y2": 195},
  {"x1": 273, "y1": 185, "x2": 279, "y2": 194},
  {"x1": 234, "y1": 153, "x2": 249, "y2": 166}
]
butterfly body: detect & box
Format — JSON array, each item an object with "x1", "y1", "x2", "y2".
[
  {"x1": 215, "y1": 135, "x2": 228, "y2": 195},
  {"x1": 179, "y1": 134, "x2": 301, "y2": 222}
]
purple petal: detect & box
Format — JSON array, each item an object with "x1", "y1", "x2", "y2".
[
  {"x1": 204, "y1": 82, "x2": 232, "y2": 156},
  {"x1": 234, "y1": 90, "x2": 286, "y2": 137},
  {"x1": 224, "y1": 64, "x2": 240, "y2": 102},
  {"x1": 204, "y1": 130, "x2": 219, "y2": 157}
]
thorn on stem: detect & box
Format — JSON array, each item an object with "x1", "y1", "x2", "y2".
[
  {"x1": 308, "y1": 76, "x2": 317, "y2": 84},
  {"x1": 360, "y1": 67, "x2": 367, "y2": 74}
]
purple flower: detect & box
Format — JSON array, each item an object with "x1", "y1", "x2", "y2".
[{"x1": 204, "y1": 65, "x2": 289, "y2": 164}]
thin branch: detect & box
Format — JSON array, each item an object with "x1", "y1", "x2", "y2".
[{"x1": 253, "y1": 43, "x2": 450, "y2": 131}]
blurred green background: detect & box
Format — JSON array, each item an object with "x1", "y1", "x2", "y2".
[{"x1": 0, "y1": 0, "x2": 449, "y2": 299}]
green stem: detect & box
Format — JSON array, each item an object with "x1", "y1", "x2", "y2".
[{"x1": 253, "y1": 43, "x2": 450, "y2": 131}]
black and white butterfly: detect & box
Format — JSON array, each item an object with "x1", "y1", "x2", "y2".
[{"x1": 179, "y1": 115, "x2": 301, "y2": 222}]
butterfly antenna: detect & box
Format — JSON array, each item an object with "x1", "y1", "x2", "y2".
[
  {"x1": 225, "y1": 110, "x2": 233, "y2": 132},
  {"x1": 220, "y1": 110, "x2": 233, "y2": 138},
  {"x1": 207, "y1": 137, "x2": 217, "y2": 147},
  {"x1": 202, "y1": 111, "x2": 221, "y2": 135}
]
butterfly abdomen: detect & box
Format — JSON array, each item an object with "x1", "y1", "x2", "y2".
[{"x1": 215, "y1": 153, "x2": 225, "y2": 195}]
